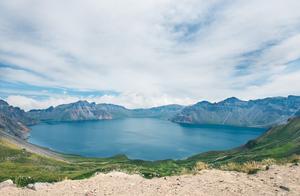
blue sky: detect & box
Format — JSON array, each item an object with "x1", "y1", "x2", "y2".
[{"x1": 1, "y1": 0, "x2": 300, "y2": 110}]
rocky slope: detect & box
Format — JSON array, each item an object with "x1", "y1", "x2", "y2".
[
  {"x1": 0, "y1": 100, "x2": 34, "y2": 139},
  {"x1": 172, "y1": 96, "x2": 300, "y2": 127},
  {"x1": 27, "y1": 101, "x2": 184, "y2": 122},
  {"x1": 0, "y1": 100, "x2": 36, "y2": 125},
  {"x1": 131, "y1": 104, "x2": 184, "y2": 119},
  {"x1": 0, "y1": 114, "x2": 29, "y2": 139},
  {"x1": 27, "y1": 101, "x2": 113, "y2": 122}
]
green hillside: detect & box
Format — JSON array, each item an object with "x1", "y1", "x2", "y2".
[
  {"x1": 1, "y1": 118, "x2": 300, "y2": 186},
  {"x1": 187, "y1": 117, "x2": 300, "y2": 164}
]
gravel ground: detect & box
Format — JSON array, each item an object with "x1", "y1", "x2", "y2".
[{"x1": 1, "y1": 164, "x2": 299, "y2": 196}]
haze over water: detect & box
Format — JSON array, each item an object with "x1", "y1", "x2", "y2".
[{"x1": 29, "y1": 118, "x2": 265, "y2": 160}]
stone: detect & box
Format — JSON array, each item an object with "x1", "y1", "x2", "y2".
[
  {"x1": 0, "y1": 179, "x2": 15, "y2": 189},
  {"x1": 27, "y1": 182, "x2": 51, "y2": 191},
  {"x1": 279, "y1": 185, "x2": 290, "y2": 191}
]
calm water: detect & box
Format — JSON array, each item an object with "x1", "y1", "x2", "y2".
[{"x1": 28, "y1": 118, "x2": 265, "y2": 160}]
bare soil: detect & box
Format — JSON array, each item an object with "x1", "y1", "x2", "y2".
[{"x1": 1, "y1": 164, "x2": 299, "y2": 196}]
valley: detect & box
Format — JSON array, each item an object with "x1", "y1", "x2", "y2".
[{"x1": 0, "y1": 96, "x2": 300, "y2": 187}]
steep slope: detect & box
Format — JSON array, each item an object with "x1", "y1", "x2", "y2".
[
  {"x1": 27, "y1": 101, "x2": 184, "y2": 122},
  {"x1": 131, "y1": 104, "x2": 184, "y2": 119},
  {"x1": 0, "y1": 114, "x2": 29, "y2": 139},
  {"x1": 0, "y1": 100, "x2": 36, "y2": 125},
  {"x1": 172, "y1": 96, "x2": 300, "y2": 127},
  {"x1": 27, "y1": 101, "x2": 113, "y2": 122},
  {"x1": 0, "y1": 100, "x2": 34, "y2": 139}
]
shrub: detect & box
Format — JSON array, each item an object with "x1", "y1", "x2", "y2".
[
  {"x1": 290, "y1": 154, "x2": 300, "y2": 163},
  {"x1": 220, "y1": 161, "x2": 262, "y2": 174},
  {"x1": 261, "y1": 158, "x2": 276, "y2": 166},
  {"x1": 194, "y1": 161, "x2": 209, "y2": 171},
  {"x1": 14, "y1": 176, "x2": 35, "y2": 187}
]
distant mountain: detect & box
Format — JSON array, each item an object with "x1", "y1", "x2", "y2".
[
  {"x1": 131, "y1": 104, "x2": 184, "y2": 120},
  {"x1": 172, "y1": 96, "x2": 300, "y2": 127},
  {"x1": 27, "y1": 101, "x2": 184, "y2": 122},
  {"x1": 0, "y1": 100, "x2": 34, "y2": 139},
  {"x1": 2, "y1": 95, "x2": 300, "y2": 133},
  {"x1": 28, "y1": 101, "x2": 113, "y2": 122},
  {"x1": 295, "y1": 110, "x2": 300, "y2": 117}
]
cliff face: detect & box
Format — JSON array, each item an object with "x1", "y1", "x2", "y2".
[
  {"x1": 172, "y1": 96, "x2": 300, "y2": 127},
  {"x1": 0, "y1": 100, "x2": 33, "y2": 139},
  {"x1": 27, "y1": 101, "x2": 113, "y2": 122},
  {"x1": 27, "y1": 102, "x2": 184, "y2": 122},
  {"x1": 0, "y1": 100, "x2": 36, "y2": 125},
  {"x1": 131, "y1": 104, "x2": 184, "y2": 120}
]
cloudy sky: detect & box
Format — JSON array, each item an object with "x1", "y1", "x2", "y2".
[{"x1": 1, "y1": 0, "x2": 300, "y2": 110}]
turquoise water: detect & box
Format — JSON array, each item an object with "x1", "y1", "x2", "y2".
[{"x1": 28, "y1": 118, "x2": 265, "y2": 160}]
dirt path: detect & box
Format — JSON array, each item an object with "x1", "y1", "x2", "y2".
[{"x1": 1, "y1": 164, "x2": 299, "y2": 196}]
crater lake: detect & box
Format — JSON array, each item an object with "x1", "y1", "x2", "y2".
[{"x1": 28, "y1": 118, "x2": 265, "y2": 160}]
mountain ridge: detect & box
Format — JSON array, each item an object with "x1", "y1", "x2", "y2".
[
  {"x1": 172, "y1": 95, "x2": 300, "y2": 128},
  {"x1": 1, "y1": 95, "x2": 300, "y2": 138}
]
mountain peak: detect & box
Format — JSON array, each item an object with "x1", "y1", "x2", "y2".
[
  {"x1": 73, "y1": 100, "x2": 91, "y2": 106},
  {"x1": 221, "y1": 97, "x2": 242, "y2": 103},
  {"x1": 0, "y1": 99, "x2": 9, "y2": 106},
  {"x1": 195, "y1": 101, "x2": 212, "y2": 106},
  {"x1": 75, "y1": 100, "x2": 89, "y2": 104}
]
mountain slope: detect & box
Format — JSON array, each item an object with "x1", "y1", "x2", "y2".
[
  {"x1": 0, "y1": 100, "x2": 36, "y2": 125},
  {"x1": 131, "y1": 104, "x2": 184, "y2": 119},
  {"x1": 172, "y1": 96, "x2": 300, "y2": 127},
  {"x1": 187, "y1": 117, "x2": 300, "y2": 164},
  {"x1": 5, "y1": 95, "x2": 300, "y2": 127},
  {"x1": 27, "y1": 101, "x2": 113, "y2": 122},
  {"x1": 27, "y1": 101, "x2": 184, "y2": 122},
  {"x1": 0, "y1": 100, "x2": 34, "y2": 139}
]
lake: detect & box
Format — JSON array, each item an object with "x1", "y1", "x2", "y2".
[{"x1": 28, "y1": 118, "x2": 265, "y2": 160}]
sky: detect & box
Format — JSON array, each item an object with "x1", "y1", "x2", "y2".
[{"x1": 1, "y1": 0, "x2": 300, "y2": 111}]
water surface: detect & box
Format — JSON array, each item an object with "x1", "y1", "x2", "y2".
[{"x1": 29, "y1": 118, "x2": 265, "y2": 160}]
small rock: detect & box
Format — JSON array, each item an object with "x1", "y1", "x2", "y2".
[
  {"x1": 27, "y1": 182, "x2": 51, "y2": 191},
  {"x1": 0, "y1": 179, "x2": 15, "y2": 188},
  {"x1": 27, "y1": 184, "x2": 35, "y2": 190},
  {"x1": 279, "y1": 185, "x2": 290, "y2": 191},
  {"x1": 219, "y1": 180, "x2": 224, "y2": 183}
]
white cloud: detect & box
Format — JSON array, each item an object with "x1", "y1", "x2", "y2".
[
  {"x1": 1, "y1": 0, "x2": 300, "y2": 109},
  {"x1": 6, "y1": 93, "x2": 196, "y2": 111}
]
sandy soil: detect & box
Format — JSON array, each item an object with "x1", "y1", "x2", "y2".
[{"x1": 1, "y1": 164, "x2": 299, "y2": 196}]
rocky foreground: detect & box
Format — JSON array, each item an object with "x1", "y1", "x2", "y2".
[{"x1": 0, "y1": 164, "x2": 299, "y2": 196}]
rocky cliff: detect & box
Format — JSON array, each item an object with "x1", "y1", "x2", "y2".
[
  {"x1": 0, "y1": 100, "x2": 34, "y2": 139},
  {"x1": 172, "y1": 96, "x2": 300, "y2": 127}
]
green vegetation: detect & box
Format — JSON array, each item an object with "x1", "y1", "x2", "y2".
[{"x1": 1, "y1": 118, "x2": 300, "y2": 187}]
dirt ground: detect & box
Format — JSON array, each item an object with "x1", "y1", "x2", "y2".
[{"x1": 1, "y1": 164, "x2": 299, "y2": 196}]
